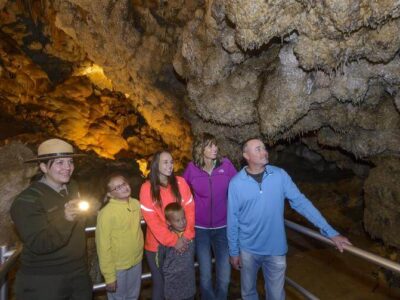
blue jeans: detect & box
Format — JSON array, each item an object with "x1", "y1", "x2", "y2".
[
  {"x1": 240, "y1": 250, "x2": 286, "y2": 300},
  {"x1": 195, "y1": 227, "x2": 231, "y2": 300}
]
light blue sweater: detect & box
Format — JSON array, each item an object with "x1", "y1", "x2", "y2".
[{"x1": 227, "y1": 165, "x2": 339, "y2": 256}]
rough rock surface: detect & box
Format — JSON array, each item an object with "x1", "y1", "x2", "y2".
[
  {"x1": 174, "y1": 0, "x2": 400, "y2": 247},
  {"x1": 0, "y1": 0, "x2": 195, "y2": 164},
  {"x1": 364, "y1": 157, "x2": 400, "y2": 248},
  {"x1": 0, "y1": 142, "x2": 36, "y2": 245},
  {"x1": 1, "y1": 1, "x2": 400, "y2": 248}
]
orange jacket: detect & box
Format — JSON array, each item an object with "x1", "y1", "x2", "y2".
[{"x1": 140, "y1": 176, "x2": 195, "y2": 252}]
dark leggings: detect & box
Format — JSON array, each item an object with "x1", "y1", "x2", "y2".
[{"x1": 145, "y1": 250, "x2": 164, "y2": 300}]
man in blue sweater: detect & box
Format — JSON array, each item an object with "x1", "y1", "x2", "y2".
[{"x1": 227, "y1": 138, "x2": 351, "y2": 300}]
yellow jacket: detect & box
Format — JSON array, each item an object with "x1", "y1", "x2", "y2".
[{"x1": 96, "y1": 197, "x2": 144, "y2": 283}]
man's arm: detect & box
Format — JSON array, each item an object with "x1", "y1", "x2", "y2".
[{"x1": 282, "y1": 170, "x2": 351, "y2": 251}]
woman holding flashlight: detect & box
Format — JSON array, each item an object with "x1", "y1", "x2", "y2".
[
  {"x1": 10, "y1": 138, "x2": 93, "y2": 300},
  {"x1": 140, "y1": 150, "x2": 195, "y2": 300}
]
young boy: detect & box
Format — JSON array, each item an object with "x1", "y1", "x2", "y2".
[{"x1": 157, "y1": 202, "x2": 196, "y2": 300}]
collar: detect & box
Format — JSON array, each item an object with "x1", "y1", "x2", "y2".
[
  {"x1": 240, "y1": 165, "x2": 274, "y2": 179},
  {"x1": 196, "y1": 158, "x2": 223, "y2": 174},
  {"x1": 39, "y1": 176, "x2": 67, "y2": 193},
  {"x1": 175, "y1": 231, "x2": 184, "y2": 237},
  {"x1": 109, "y1": 197, "x2": 132, "y2": 204}
]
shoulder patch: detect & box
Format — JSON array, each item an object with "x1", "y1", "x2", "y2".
[
  {"x1": 16, "y1": 186, "x2": 44, "y2": 203},
  {"x1": 16, "y1": 195, "x2": 37, "y2": 203}
]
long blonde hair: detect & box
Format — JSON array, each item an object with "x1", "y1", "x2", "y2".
[{"x1": 192, "y1": 133, "x2": 221, "y2": 168}]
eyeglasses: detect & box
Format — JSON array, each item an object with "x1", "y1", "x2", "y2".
[{"x1": 110, "y1": 182, "x2": 129, "y2": 192}]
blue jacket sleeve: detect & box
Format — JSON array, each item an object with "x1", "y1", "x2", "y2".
[
  {"x1": 282, "y1": 170, "x2": 339, "y2": 237},
  {"x1": 227, "y1": 181, "x2": 240, "y2": 256}
]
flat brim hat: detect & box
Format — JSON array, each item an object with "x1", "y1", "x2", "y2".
[{"x1": 24, "y1": 138, "x2": 85, "y2": 163}]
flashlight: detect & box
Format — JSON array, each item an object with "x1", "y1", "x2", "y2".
[{"x1": 78, "y1": 200, "x2": 90, "y2": 211}]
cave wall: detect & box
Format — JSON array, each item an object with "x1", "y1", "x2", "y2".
[
  {"x1": 0, "y1": 0, "x2": 197, "y2": 164},
  {"x1": 364, "y1": 157, "x2": 400, "y2": 248},
  {"x1": 1, "y1": 0, "x2": 400, "y2": 248},
  {"x1": 0, "y1": 141, "x2": 36, "y2": 245}
]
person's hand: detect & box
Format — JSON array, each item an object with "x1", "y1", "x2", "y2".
[
  {"x1": 174, "y1": 236, "x2": 189, "y2": 253},
  {"x1": 330, "y1": 235, "x2": 352, "y2": 252},
  {"x1": 64, "y1": 199, "x2": 81, "y2": 222},
  {"x1": 106, "y1": 281, "x2": 117, "y2": 293},
  {"x1": 65, "y1": 199, "x2": 101, "y2": 221},
  {"x1": 230, "y1": 256, "x2": 241, "y2": 270}
]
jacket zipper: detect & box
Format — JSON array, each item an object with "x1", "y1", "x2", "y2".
[
  {"x1": 248, "y1": 172, "x2": 267, "y2": 193},
  {"x1": 260, "y1": 172, "x2": 270, "y2": 193},
  {"x1": 209, "y1": 175, "x2": 213, "y2": 227}
]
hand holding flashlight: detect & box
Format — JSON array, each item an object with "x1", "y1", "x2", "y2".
[
  {"x1": 64, "y1": 199, "x2": 91, "y2": 221},
  {"x1": 64, "y1": 199, "x2": 80, "y2": 221},
  {"x1": 77, "y1": 200, "x2": 90, "y2": 212}
]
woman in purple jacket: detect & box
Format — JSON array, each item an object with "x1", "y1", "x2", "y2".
[{"x1": 183, "y1": 133, "x2": 237, "y2": 300}]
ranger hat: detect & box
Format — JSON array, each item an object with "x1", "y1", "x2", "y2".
[{"x1": 25, "y1": 138, "x2": 84, "y2": 163}]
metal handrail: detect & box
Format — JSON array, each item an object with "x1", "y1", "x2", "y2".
[
  {"x1": 0, "y1": 243, "x2": 21, "y2": 300},
  {"x1": 92, "y1": 262, "x2": 317, "y2": 299},
  {"x1": 0, "y1": 244, "x2": 22, "y2": 283},
  {"x1": 2, "y1": 221, "x2": 317, "y2": 300},
  {"x1": 285, "y1": 219, "x2": 400, "y2": 274},
  {"x1": 91, "y1": 270, "x2": 319, "y2": 300},
  {"x1": 93, "y1": 272, "x2": 152, "y2": 291},
  {"x1": 6, "y1": 219, "x2": 398, "y2": 300},
  {"x1": 285, "y1": 276, "x2": 319, "y2": 300}
]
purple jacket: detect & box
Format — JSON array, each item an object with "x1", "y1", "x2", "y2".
[{"x1": 183, "y1": 158, "x2": 237, "y2": 228}]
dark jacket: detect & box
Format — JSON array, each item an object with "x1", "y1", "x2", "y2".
[
  {"x1": 157, "y1": 241, "x2": 196, "y2": 300},
  {"x1": 183, "y1": 158, "x2": 237, "y2": 228},
  {"x1": 10, "y1": 180, "x2": 88, "y2": 274}
]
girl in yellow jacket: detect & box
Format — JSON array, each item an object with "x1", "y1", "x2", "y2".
[{"x1": 96, "y1": 173, "x2": 144, "y2": 300}]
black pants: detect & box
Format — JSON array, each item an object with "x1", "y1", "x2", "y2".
[{"x1": 15, "y1": 266, "x2": 92, "y2": 300}]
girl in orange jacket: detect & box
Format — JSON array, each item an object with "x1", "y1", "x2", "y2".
[{"x1": 140, "y1": 150, "x2": 195, "y2": 300}]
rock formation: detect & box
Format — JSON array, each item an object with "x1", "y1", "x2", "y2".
[
  {"x1": 0, "y1": 0, "x2": 400, "y2": 249},
  {"x1": 0, "y1": 141, "x2": 36, "y2": 245},
  {"x1": 174, "y1": 0, "x2": 400, "y2": 248}
]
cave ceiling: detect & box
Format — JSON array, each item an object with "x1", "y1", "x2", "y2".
[
  {"x1": 1, "y1": 0, "x2": 400, "y2": 248},
  {"x1": 0, "y1": 0, "x2": 399, "y2": 168}
]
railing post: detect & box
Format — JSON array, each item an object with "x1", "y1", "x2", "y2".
[{"x1": 0, "y1": 245, "x2": 8, "y2": 300}]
